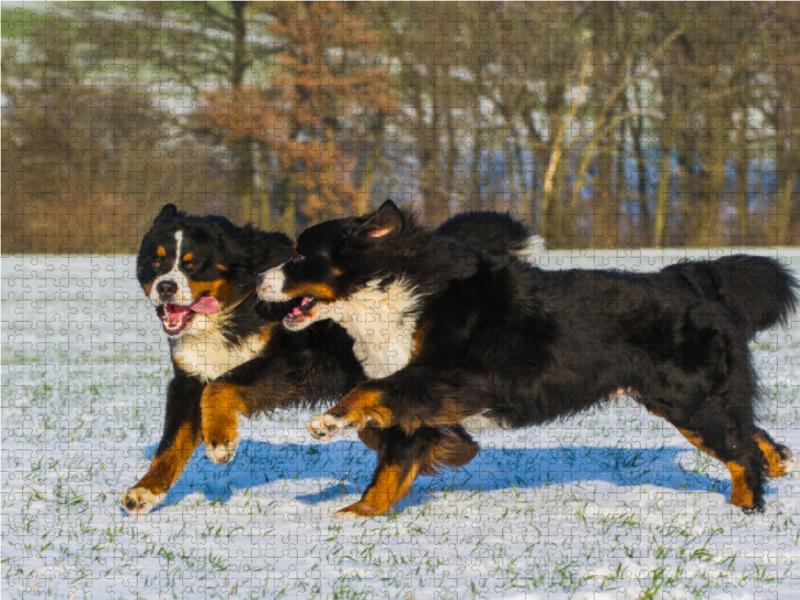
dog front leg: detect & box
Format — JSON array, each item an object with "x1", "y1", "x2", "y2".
[
  {"x1": 307, "y1": 370, "x2": 487, "y2": 440},
  {"x1": 201, "y1": 381, "x2": 246, "y2": 464},
  {"x1": 121, "y1": 374, "x2": 203, "y2": 514},
  {"x1": 337, "y1": 425, "x2": 480, "y2": 517}
]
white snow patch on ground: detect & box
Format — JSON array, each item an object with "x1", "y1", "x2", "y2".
[{"x1": 3, "y1": 250, "x2": 800, "y2": 599}]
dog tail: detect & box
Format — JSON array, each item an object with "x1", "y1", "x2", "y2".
[
  {"x1": 435, "y1": 212, "x2": 546, "y2": 263},
  {"x1": 667, "y1": 256, "x2": 799, "y2": 339}
]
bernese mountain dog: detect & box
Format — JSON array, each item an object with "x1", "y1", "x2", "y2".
[
  {"x1": 121, "y1": 204, "x2": 369, "y2": 514},
  {"x1": 122, "y1": 203, "x2": 543, "y2": 514},
  {"x1": 259, "y1": 200, "x2": 798, "y2": 516}
]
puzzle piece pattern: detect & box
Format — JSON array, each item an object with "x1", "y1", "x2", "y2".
[{"x1": 3, "y1": 3, "x2": 800, "y2": 599}]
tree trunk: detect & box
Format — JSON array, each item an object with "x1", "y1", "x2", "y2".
[
  {"x1": 471, "y1": 102, "x2": 484, "y2": 212},
  {"x1": 655, "y1": 123, "x2": 673, "y2": 248},
  {"x1": 231, "y1": 1, "x2": 254, "y2": 222},
  {"x1": 632, "y1": 65, "x2": 649, "y2": 246},
  {"x1": 616, "y1": 115, "x2": 626, "y2": 248},
  {"x1": 593, "y1": 3, "x2": 613, "y2": 249},
  {"x1": 654, "y1": 55, "x2": 676, "y2": 248},
  {"x1": 413, "y1": 69, "x2": 436, "y2": 224},
  {"x1": 358, "y1": 112, "x2": 384, "y2": 216},
  {"x1": 734, "y1": 111, "x2": 749, "y2": 246},
  {"x1": 543, "y1": 79, "x2": 567, "y2": 247},
  {"x1": 444, "y1": 93, "x2": 458, "y2": 216}
]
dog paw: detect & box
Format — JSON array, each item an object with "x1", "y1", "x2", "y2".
[
  {"x1": 740, "y1": 498, "x2": 766, "y2": 514},
  {"x1": 332, "y1": 508, "x2": 362, "y2": 519},
  {"x1": 307, "y1": 414, "x2": 349, "y2": 441},
  {"x1": 334, "y1": 501, "x2": 382, "y2": 518},
  {"x1": 776, "y1": 446, "x2": 797, "y2": 476},
  {"x1": 206, "y1": 438, "x2": 239, "y2": 464},
  {"x1": 121, "y1": 487, "x2": 165, "y2": 515}
]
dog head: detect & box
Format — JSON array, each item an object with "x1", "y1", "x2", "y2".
[
  {"x1": 255, "y1": 200, "x2": 408, "y2": 331},
  {"x1": 138, "y1": 204, "x2": 293, "y2": 337}
]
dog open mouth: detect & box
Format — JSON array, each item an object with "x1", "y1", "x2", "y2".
[
  {"x1": 284, "y1": 295, "x2": 317, "y2": 326},
  {"x1": 156, "y1": 296, "x2": 220, "y2": 335}
]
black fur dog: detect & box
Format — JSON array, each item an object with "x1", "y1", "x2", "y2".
[
  {"x1": 121, "y1": 204, "x2": 367, "y2": 514},
  {"x1": 260, "y1": 200, "x2": 798, "y2": 516},
  {"x1": 123, "y1": 204, "x2": 542, "y2": 514}
]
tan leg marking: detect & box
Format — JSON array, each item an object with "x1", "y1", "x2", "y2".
[
  {"x1": 725, "y1": 461, "x2": 754, "y2": 508},
  {"x1": 677, "y1": 427, "x2": 755, "y2": 509},
  {"x1": 336, "y1": 463, "x2": 420, "y2": 518},
  {"x1": 646, "y1": 404, "x2": 764, "y2": 509},
  {"x1": 201, "y1": 383, "x2": 244, "y2": 464},
  {"x1": 422, "y1": 426, "x2": 480, "y2": 474},
  {"x1": 338, "y1": 426, "x2": 480, "y2": 517},
  {"x1": 121, "y1": 422, "x2": 201, "y2": 514},
  {"x1": 308, "y1": 389, "x2": 393, "y2": 440},
  {"x1": 754, "y1": 431, "x2": 797, "y2": 478}
]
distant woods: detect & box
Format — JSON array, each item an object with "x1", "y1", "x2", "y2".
[{"x1": 3, "y1": 1, "x2": 800, "y2": 253}]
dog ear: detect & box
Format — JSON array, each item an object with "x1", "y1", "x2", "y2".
[
  {"x1": 155, "y1": 204, "x2": 179, "y2": 222},
  {"x1": 362, "y1": 200, "x2": 404, "y2": 238}
]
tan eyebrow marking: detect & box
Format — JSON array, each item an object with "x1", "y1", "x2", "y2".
[
  {"x1": 157, "y1": 246, "x2": 166, "y2": 257},
  {"x1": 183, "y1": 253, "x2": 194, "y2": 262},
  {"x1": 217, "y1": 264, "x2": 227, "y2": 271}
]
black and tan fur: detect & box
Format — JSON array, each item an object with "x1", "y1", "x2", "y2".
[
  {"x1": 262, "y1": 200, "x2": 798, "y2": 516},
  {"x1": 123, "y1": 204, "x2": 542, "y2": 514},
  {"x1": 121, "y1": 205, "x2": 365, "y2": 513}
]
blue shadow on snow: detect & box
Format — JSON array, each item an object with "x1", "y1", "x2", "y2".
[{"x1": 134, "y1": 438, "x2": 765, "y2": 514}]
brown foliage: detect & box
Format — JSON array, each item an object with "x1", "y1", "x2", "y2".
[{"x1": 4, "y1": 2, "x2": 800, "y2": 252}]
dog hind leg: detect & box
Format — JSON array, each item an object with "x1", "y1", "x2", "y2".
[
  {"x1": 338, "y1": 425, "x2": 480, "y2": 517},
  {"x1": 754, "y1": 427, "x2": 797, "y2": 478},
  {"x1": 649, "y1": 399, "x2": 769, "y2": 512}
]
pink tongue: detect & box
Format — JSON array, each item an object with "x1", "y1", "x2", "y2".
[
  {"x1": 291, "y1": 306, "x2": 303, "y2": 317},
  {"x1": 190, "y1": 296, "x2": 220, "y2": 314}
]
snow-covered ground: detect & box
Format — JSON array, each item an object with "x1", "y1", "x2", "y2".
[{"x1": 3, "y1": 250, "x2": 800, "y2": 600}]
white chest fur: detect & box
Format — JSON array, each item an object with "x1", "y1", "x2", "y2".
[
  {"x1": 171, "y1": 328, "x2": 268, "y2": 382},
  {"x1": 333, "y1": 279, "x2": 422, "y2": 380}
]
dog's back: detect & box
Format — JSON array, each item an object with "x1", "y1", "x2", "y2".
[{"x1": 434, "y1": 212, "x2": 545, "y2": 262}]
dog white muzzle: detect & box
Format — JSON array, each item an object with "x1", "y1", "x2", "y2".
[{"x1": 257, "y1": 264, "x2": 289, "y2": 302}]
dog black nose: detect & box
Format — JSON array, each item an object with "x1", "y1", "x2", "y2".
[{"x1": 157, "y1": 280, "x2": 178, "y2": 298}]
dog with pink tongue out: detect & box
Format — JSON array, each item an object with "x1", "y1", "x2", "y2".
[
  {"x1": 121, "y1": 204, "x2": 366, "y2": 515},
  {"x1": 157, "y1": 296, "x2": 221, "y2": 333}
]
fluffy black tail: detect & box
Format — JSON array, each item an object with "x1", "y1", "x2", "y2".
[
  {"x1": 665, "y1": 256, "x2": 799, "y2": 339},
  {"x1": 435, "y1": 212, "x2": 545, "y2": 262}
]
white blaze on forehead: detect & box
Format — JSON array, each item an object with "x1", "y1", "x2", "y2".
[
  {"x1": 257, "y1": 263, "x2": 289, "y2": 302},
  {"x1": 149, "y1": 230, "x2": 193, "y2": 306}
]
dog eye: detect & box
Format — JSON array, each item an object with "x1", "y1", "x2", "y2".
[
  {"x1": 293, "y1": 254, "x2": 306, "y2": 264},
  {"x1": 184, "y1": 261, "x2": 195, "y2": 270},
  {"x1": 152, "y1": 260, "x2": 161, "y2": 270}
]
